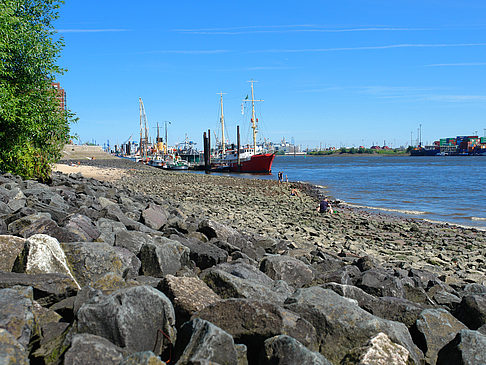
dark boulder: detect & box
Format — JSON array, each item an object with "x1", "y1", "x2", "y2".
[
  {"x1": 172, "y1": 235, "x2": 228, "y2": 270},
  {"x1": 194, "y1": 298, "x2": 319, "y2": 362},
  {"x1": 263, "y1": 335, "x2": 332, "y2": 365},
  {"x1": 64, "y1": 333, "x2": 126, "y2": 365},
  {"x1": 410, "y1": 308, "x2": 467, "y2": 365},
  {"x1": 0, "y1": 286, "x2": 34, "y2": 349},
  {"x1": 141, "y1": 203, "x2": 168, "y2": 231},
  {"x1": 175, "y1": 318, "x2": 238, "y2": 365},
  {"x1": 260, "y1": 255, "x2": 314, "y2": 288},
  {"x1": 0, "y1": 235, "x2": 26, "y2": 272},
  {"x1": 357, "y1": 269, "x2": 405, "y2": 298},
  {"x1": 138, "y1": 237, "x2": 191, "y2": 277},
  {"x1": 77, "y1": 285, "x2": 176, "y2": 354},
  {"x1": 454, "y1": 294, "x2": 486, "y2": 330},
  {"x1": 436, "y1": 329, "x2": 486, "y2": 365},
  {"x1": 284, "y1": 286, "x2": 423, "y2": 364},
  {"x1": 201, "y1": 261, "x2": 292, "y2": 304}
]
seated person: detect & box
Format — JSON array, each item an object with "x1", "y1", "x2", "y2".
[{"x1": 317, "y1": 198, "x2": 333, "y2": 214}]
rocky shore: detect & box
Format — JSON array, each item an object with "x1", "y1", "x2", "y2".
[{"x1": 1, "y1": 156, "x2": 485, "y2": 364}]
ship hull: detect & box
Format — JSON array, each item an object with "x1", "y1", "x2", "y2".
[{"x1": 229, "y1": 153, "x2": 275, "y2": 173}]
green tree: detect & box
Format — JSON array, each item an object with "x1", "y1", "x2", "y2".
[{"x1": 0, "y1": 0, "x2": 75, "y2": 181}]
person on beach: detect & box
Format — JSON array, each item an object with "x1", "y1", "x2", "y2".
[
  {"x1": 290, "y1": 188, "x2": 300, "y2": 197},
  {"x1": 278, "y1": 171, "x2": 283, "y2": 183},
  {"x1": 317, "y1": 198, "x2": 333, "y2": 214},
  {"x1": 285, "y1": 175, "x2": 288, "y2": 183}
]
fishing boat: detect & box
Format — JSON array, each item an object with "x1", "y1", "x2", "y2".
[{"x1": 212, "y1": 81, "x2": 275, "y2": 173}]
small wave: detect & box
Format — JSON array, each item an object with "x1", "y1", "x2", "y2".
[
  {"x1": 471, "y1": 217, "x2": 486, "y2": 221},
  {"x1": 341, "y1": 202, "x2": 427, "y2": 215},
  {"x1": 421, "y1": 218, "x2": 486, "y2": 231}
]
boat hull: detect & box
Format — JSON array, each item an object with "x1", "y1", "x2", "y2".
[{"x1": 229, "y1": 153, "x2": 275, "y2": 173}]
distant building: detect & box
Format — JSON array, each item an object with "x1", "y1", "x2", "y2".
[
  {"x1": 51, "y1": 82, "x2": 67, "y2": 111},
  {"x1": 273, "y1": 137, "x2": 300, "y2": 154}
]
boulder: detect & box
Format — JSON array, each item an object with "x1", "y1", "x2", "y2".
[
  {"x1": 410, "y1": 308, "x2": 467, "y2": 365},
  {"x1": 24, "y1": 234, "x2": 81, "y2": 289},
  {"x1": 260, "y1": 255, "x2": 314, "y2": 288},
  {"x1": 313, "y1": 264, "x2": 361, "y2": 286},
  {"x1": 172, "y1": 236, "x2": 228, "y2": 270},
  {"x1": 0, "y1": 235, "x2": 26, "y2": 272},
  {"x1": 63, "y1": 214, "x2": 100, "y2": 242},
  {"x1": 201, "y1": 262, "x2": 292, "y2": 304},
  {"x1": 77, "y1": 285, "x2": 176, "y2": 354},
  {"x1": 175, "y1": 318, "x2": 238, "y2": 365},
  {"x1": 194, "y1": 298, "x2": 318, "y2": 360},
  {"x1": 263, "y1": 335, "x2": 332, "y2": 365},
  {"x1": 141, "y1": 203, "x2": 168, "y2": 231},
  {"x1": 436, "y1": 329, "x2": 486, "y2": 365},
  {"x1": 0, "y1": 328, "x2": 29, "y2": 365},
  {"x1": 138, "y1": 237, "x2": 191, "y2": 277},
  {"x1": 7, "y1": 212, "x2": 51, "y2": 236},
  {"x1": 64, "y1": 333, "x2": 125, "y2": 365},
  {"x1": 159, "y1": 275, "x2": 220, "y2": 326},
  {"x1": 0, "y1": 286, "x2": 34, "y2": 348},
  {"x1": 62, "y1": 241, "x2": 141, "y2": 287},
  {"x1": 0, "y1": 272, "x2": 78, "y2": 307},
  {"x1": 284, "y1": 287, "x2": 423, "y2": 364},
  {"x1": 197, "y1": 219, "x2": 239, "y2": 241},
  {"x1": 342, "y1": 332, "x2": 411, "y2": 365},
  {"x1": 120, "y1": 351, "x2": 165, "y2": 365},
  {"x1": 357, "y1": 269, "x2": 404, "y2": 298},
  {"x1": 114, "y1": 230, "x2": 154, "y2": 255},
  {"x1": 96, "y1": 218, "x2": 126, "y2": 245},
  {"x1": 454, "y1": 294, "x2": 486, "y2": 330}
]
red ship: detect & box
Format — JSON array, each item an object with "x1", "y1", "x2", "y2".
[{"x1": 212, "y1": 82, "x2": 275, "y2": 173}]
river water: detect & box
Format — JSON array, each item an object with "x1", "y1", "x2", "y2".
[{"x1": 191, "y1": 155, "x2": 486, "y2": 229}]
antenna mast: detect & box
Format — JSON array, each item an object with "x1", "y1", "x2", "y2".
[{"x1": 139, "y1": 98, "x2": 149, "y2": 160}]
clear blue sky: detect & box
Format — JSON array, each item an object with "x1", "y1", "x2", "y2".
[{"x1": 55, "y1": 0, "x2": 486, "y2": 149}]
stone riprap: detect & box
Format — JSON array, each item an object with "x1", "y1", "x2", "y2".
[{"x1": 0, "y1": 157, "x2": 485, "y2": 364}]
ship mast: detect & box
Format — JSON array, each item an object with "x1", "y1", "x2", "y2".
[
  {"x1": 244, "y1": 80, "x2": 263, "y2": 154},
  {"x1": 218, "y1": 92, "x2": 227, "y2": 156},
  {"x1": 139, "y1": 97, "x2": 149, "y2": 160}
]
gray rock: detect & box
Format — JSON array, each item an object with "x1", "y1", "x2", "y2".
[
  {"x1": 0, "y1": 328, "x2": 29, "y2": 365},
  {"x1": 357, "y1": 269, "x2": 405, "y2": 298},
  {"x1": 0, "y1": 287, "x2": 34, "y2": 348},
  {"x1": 63, "y1": 214, "x2": 100, "y2": 241},
  {"x1": 437, "y1": 329, "x2": 486, "y2": 365},
  {"x1": 195, "y1": 298, "x2": 318, "y2": 354},
  {"x1": 114, "y1": 230, "x2": 154, "y2": 255},
  {"x1": 342, "y1": 332, "x2": 411, "y2": 365},
  {"x1": 198, "y1": 219, "x2": 239, "y2": 241},
  {"x1": 159, "y1": 275, "x2": 220, "y2": 326},
  {"x1": 176, "y1": 318, "x2": 238, "y2": 365},
  {"x1": 263, "y1": 335, "x2": 332, "y2": 365},
  {"x1": 62, "y1": 241, "x2": 141, "y2": 287},
  {"x1": 0, "y1": 218, "x2": 6, "y2": 234},
  {"x1": 455, "y1": 294, "x2": 486, "y2": 330},
  {"x1": 0, "y1": 235, "x2": 26, "y2": 272},
  {"x1": 64, "y1": 333, "x2": 125, "y2": 365},
  {"x1": 120, "y1": 351, "x2": 164, "y2": 365},
  {"x1": 0, "y1": 272, "x2": 78, "y2": 306},
  {"x1": 411, "y1": 308, "x2": 467, "y2": 365},
  {"x1": 77, "y1": 285, "x2": 176, "y2": 354},
  {"x1": 172, "y1": 235, "x2": 228, "y2": 270},
  {"x1": 314, "y1": 264, "x2": 361, "y2": 286},
  {"x1": 201, "y1": 262, "x2": 292, "y2": 304},
  {"x1": 284, "y1": 286, "x2": 423, "y2": 364},
  {"x1": 141, "y1": 203, "x2": 168, "y2": 230},
  {"x1": 7, "y1": 212, "x2": 51, "y2": 235},
  {"x1": 138, "y1": 237, "x2": 190, "y2": 277},
  {"x1": 260, "y1": 255, "x2": 314, "y2": 288},
  {"x1": 96, "y1": 218, "x2": 127, "y2": 245}
]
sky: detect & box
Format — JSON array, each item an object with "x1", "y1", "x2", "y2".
[{"x1": 55, "y1": 0, "x2": 486, "y2": 149}]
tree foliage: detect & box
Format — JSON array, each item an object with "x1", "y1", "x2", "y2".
[{"x1": 0, "y1": 0, "x2": 75, "y2": 181}]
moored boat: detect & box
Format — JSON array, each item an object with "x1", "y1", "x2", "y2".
[{"x1": 211, "y1": 81, "x2": 275, "y2": 173}]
